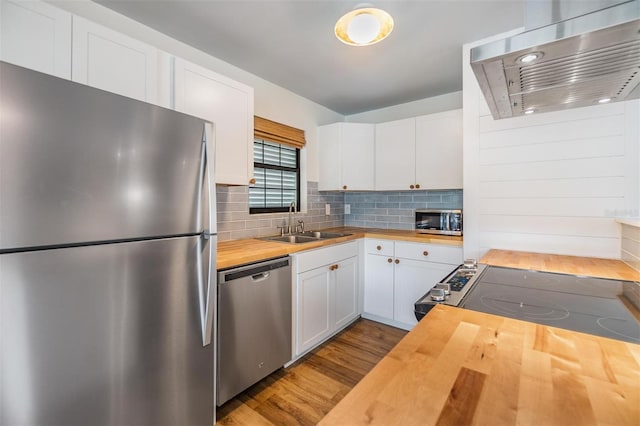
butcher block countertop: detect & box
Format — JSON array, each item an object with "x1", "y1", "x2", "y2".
[
  {"x1": 481, "y1": 249, "x2": 640, "y2": 282},
  {"x1": 216, "y1": 227, "x2": 462, "y2": 270},
  {"x1": 320, "y1": 304, "x2": 640, "y2": 426}
]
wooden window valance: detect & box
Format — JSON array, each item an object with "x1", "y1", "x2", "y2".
[{"x1": 254, "y1": 116, "x2": 306, "y2": 149}]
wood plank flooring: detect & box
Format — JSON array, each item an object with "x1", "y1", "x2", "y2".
[{"x1": 216, "y1": 318, "x2": 407, "y2": 426}]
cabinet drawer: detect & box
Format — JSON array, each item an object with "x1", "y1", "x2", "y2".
[
  {"x1": 295, "y1": 241, "x2": 358, "y2": 273},
  {"x1": 365, "y1": 239, "x2": 394, "y2": 256},
  {"x1": 395, "y1": 241, "x2": 462, "y2": 265}
]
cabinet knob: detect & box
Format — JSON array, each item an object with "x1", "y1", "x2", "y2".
[
  {"x1": 342, "y1": 185, "x2": 347, "y2": 190},
  {"x1": 409, "y1": 184, "x2": 415, "y2": 189},
  {"x1": 335, "y1": 264, "x2": 339, "y2": 270},
  {"x1": 387, "y1": 258, "x2": 393, "y2": 263},
  {"x1": 395, "y1": 259, "x2": 400, "y2": 264},
  {"x1": 329, "y1": 264, "x2": 339, "y2": 271},
  {"x1": 249, "y1": 178, "x2": 256, "y2": 185},
  {"x1": 376, "y1": 245, "x2": 382, "y2": 251},
  {"x1": 415, "y1": 184, "x2": 421, "y2": 189},
  {"x1": 423, "y1": 251, "x2": 429, "y2": 256}
]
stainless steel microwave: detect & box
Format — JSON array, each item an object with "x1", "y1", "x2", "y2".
[{"x1": 415, "y1": 209, "x2": 462, "y2": 236}]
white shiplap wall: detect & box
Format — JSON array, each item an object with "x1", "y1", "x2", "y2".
[{"x1": 463, "y1": 31, "x2": 640, "y2": 260}]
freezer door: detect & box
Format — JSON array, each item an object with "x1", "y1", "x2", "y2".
[
  {"x1": 0, "y1": 62, "x2": 215, "y2": 250},
  {"x1": 0, "y1": 236, "x2": 215, "y2": 425}
]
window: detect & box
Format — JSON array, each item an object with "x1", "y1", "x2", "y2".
[
  {"x1": 249, "y1": 139, "x2": 300, "y2": 213},
  {"x1": 249, "y1": 116, "x2": 306, "y2": 214}
]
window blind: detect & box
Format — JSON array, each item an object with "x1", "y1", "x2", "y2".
[
  {"x1": 249, "y1": 139, "x2": 299, "y2": 213},
  {"x1": 254, "y1": 116, "x2": 306, "y2": 149}
]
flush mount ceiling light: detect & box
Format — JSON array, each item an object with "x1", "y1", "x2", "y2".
[{"x1": 335, "y1": 6, "x2": 394, "y2": 46}]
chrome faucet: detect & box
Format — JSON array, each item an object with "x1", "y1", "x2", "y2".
[{"x1": 288, "y1": 201, "x2": 296, "y2": 234}]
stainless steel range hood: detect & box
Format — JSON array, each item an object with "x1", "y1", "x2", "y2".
[{"x1": 471, "y1": 0, "x2": 640, "y2": 119}]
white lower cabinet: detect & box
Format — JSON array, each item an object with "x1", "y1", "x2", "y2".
[
  {"x1": 364, "y1": 239, "x2": 462, "y2": 330},
  {"x1": 293, "y1": 242, "x2": 359, "y2": 358}
]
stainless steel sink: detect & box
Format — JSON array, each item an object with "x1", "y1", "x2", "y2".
[
  {"x1": 298, "y1": 231, "x2": 352, "y2": 239},
  {"x1": 262, "y1": 231, "x2": 352, "y2": 244},
  {"x1": 265, "y1": 235, "x2": 318, "y2": 244}
]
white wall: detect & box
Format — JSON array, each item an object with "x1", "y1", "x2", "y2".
[
  {"x1": 48, "y1": 0, "x2": 343, "y2": 183},
  {"x1": 463, "y1": 31, "x2": 640, "y2": 260},
  {"x1": 345, "y1": 91, "x2": 462, "y2": 123}
]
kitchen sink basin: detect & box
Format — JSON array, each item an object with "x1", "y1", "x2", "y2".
[
  {"x1": 262, "y1": 231, "x2": 352, "y2": 244},
  {"x1": 265, "y1": 235, "x2": 318, "y2": 244},
  {"x1": 298, "y1": 231, "x2": 352, "y2": 239}
]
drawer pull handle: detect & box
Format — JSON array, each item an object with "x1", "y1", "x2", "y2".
[
  {"x1": 423, "y1": 251, "x2": 429, "y2": 256},
  {"x1": 395, "y1": 259, "x2": 400, "y2": 264},
  {"x1": 376, "y1": 245, "x2": 382, "y2": 251},
  {"x1": 387, "y1": 258, "x2": 392, "y2": 263}
]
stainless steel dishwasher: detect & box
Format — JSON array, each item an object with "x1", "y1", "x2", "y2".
[{"x1": 216, "y1": 256, "x2": 292, "y2": 405}]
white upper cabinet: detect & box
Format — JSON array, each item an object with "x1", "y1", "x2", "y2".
[
  {"x1": 375, "y1": 118, "x2": 416, "y2": 190},
  {"x1": 415, "y1": 109, "x2": 462, "y2": 189},
  {"x1": 318, "y1": 123, "x2": 375, "y2": 191},
  {"x1": 72, "y1": 16, "x2": 169, "y2": 106},
  {"x1": 173, "y1": 58, "x2": 254, "y2": 186},
  {"x1": 0, "y1": 0, "x2": 71, "y2": 78},
  {"x1": 375, "y1": 110, "x2": 462, "y2": 191}
]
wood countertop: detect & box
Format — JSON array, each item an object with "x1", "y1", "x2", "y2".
[
  {"x1": 217, "y1": 227, "x2": 462, "y2": 270},
  {"x1": 319, "y1": 304, "x2": 640, "y2": 426},
  {"x1": 481, "y1": 249, "x2": 640, "y2": 282}
]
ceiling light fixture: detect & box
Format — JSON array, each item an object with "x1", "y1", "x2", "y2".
[
  {"x1": 335, "y1": 5, "x2": 394, "y2": 47},
  {"x1": 597, "y1": 97, "x2": 612, "y2": 104}
]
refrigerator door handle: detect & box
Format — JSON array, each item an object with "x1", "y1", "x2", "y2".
[
  {"x1": 196, "y1": 124, "x2": 216, "y2": 346},
  {"x1": 202, "y1": 123, "x2": 216, "y2": 235},
  {"x1": 197, "y1": 236, "x2": 215, "y2": 346}
]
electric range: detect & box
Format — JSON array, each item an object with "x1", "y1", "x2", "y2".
[{"x1": 415, "y1": 264, "x2": 640, "y2": 344}]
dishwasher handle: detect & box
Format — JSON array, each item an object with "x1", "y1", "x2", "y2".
[{"x1": 251, "y1": 272, "x2": 270, "y2": 282}]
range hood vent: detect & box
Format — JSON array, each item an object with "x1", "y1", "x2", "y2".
[{"x1": 471, "y1": 0, "x2": 640, "y2": 119}]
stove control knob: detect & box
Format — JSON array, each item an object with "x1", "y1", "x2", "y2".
[
  {"x1": 430, "y1": 288, "x2": 446, "y2": 302},
  {"x1": 435, "y1": 283, "x2": 451, "y2": 295}
]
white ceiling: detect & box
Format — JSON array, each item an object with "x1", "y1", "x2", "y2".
[{"x1": 94, "y1": 0, "x2": 525, "y2": 115}]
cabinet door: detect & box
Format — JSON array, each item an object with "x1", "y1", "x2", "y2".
[
  {"x1": 174, "y1": 58, "x2": 254, "y2": 185},
  {"x1": 318, "y1": 123, "x2": 341, "y2": 191},
  {"x1": 415, "y1": 109, "x2": 462, "y2": 189},
  {"x1": 393, "y1": 259, "x2": 453, "y2": 327},
  {"x1": 295, "y1": 266, "x2": 333, "y2": 356},
  {"x1": 334, "y1": 256, "x2": 358, "y2": 330},
  {"x1": 0, "y1": 0, "x2": 71, "y2": 78},
  {"x1": 72, "y1": 17, "x2": 165, "y2": 105},
  {"x1": 375, "y1": 118, "x2": 416, "y2": 190},
  {"x1": 364, "y1": 254, "x2": 394, "y2": 319},
  {"x1": 341, "y1": 123, "x2": 375, "y2": 190}
]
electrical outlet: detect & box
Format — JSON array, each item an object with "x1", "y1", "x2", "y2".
[
  {"x1": 345, "y1": 204, "x2": 351, "y2": 214},
  {"x1": 325, "y1": 204, "x2": 330, "y2": 215}
]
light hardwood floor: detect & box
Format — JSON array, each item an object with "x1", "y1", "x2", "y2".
[{"x1": 216, "y1": 318, "x2": 407, "y2": 425}]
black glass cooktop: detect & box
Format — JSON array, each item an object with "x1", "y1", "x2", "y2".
[{"x1": 461, "y1": 266, "x2": 640, "y2": 344}]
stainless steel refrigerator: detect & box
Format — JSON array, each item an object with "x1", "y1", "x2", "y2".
[{"x1": 0, "y1": 61, "x2": 217, "y2": 425}]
